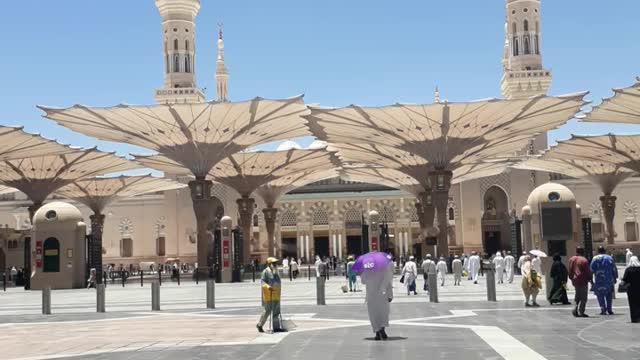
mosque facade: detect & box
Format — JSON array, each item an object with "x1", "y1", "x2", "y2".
[{"x1": 1, "y1": 0, "x2": 639, "y2": 270}]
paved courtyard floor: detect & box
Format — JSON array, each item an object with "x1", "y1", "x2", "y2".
[{"x1": 0, "y1": 273, "x2": 638, "y2": 360}]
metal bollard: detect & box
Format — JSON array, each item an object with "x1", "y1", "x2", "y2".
[
  {"x1": 96, "y1": 284, "x2": 106, "y2": 313},
  {"x1": 2, "y1": 272, "x2": 5, "y2": 291},
  {"x1": 206, "y1": 280, "x2": 215, "y2": 309},
  {"x1": 140, "y1": 271, "x2": 144, "y2": 287},
  {"x1": 103, "y1": 272, "x2": 108, "y2": 287},
  {"x1": 252, "y1": 266, "x2": 256, "y2": 282},
  {"x1": 195, "y1": 268, "x2": 199, "y2": 285},
  {"x1": 316, "y1": 276, "x2": 326, "y2": 305},
  {"x1": 486, "y1": 265, "x2": 497, "y2": 302},
  {"x1": 177, "y1": 270, "x2": 180, "y2": 285},
  {"x1": 289, "y1": 266, "x2": 292, "y2": 282},
  {"x1": 428, "y1": 271, "x2": 438, "y2": 303},
  {"x1": 151, "y1": 281, "x2": 160, "y2": 311},
  {"x1": 42, "y1": 287, "x2": 52, "y2": 315},
  {"x1": 122, "y1": 271, "x2": 125, "y2": 287},
  {"x1": 158, "y1": 269, "x2": 162, "y2": 286},
  {"x1": 308, "y1": 265, "x2": 311, "y2": 281}
]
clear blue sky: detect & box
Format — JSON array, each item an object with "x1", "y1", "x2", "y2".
[{"x1": 1, "y1": 0, "x2": 639, "y2": 157}]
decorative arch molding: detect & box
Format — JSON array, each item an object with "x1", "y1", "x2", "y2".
[
  {"x1": 589, "y1": 201, "x2": 603, "y2": 222},
  {"x1": 119, "y1": 218, "x2": 134, "y2": 238},
  {"x1": 154, "y1": 216, "x2": 167, "y2": 236},
  {"x1": 375, "y1": 199, "x2": 398, "y2": 223},
  {"x1": 623, "y1": 200, "x2": 638, "y2": 221},
  {"x1": 339, "y1": 200, "x2": 364, "y2": 216},
  {"x1": 308, "y1": 201, "x2": 330, "y2": 226},
  {"x1": 279, "y1": 203, "x2": 299, "y2": 227},
  {"x1": 480, "y1": 173, "x2": 511, "y2": 212}
]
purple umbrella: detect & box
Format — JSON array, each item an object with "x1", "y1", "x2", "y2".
[{"x1": 351, "y1": 252, "x2": 393, "y2": 273}]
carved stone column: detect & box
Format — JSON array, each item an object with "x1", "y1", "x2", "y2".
[
  {"x1": 262, "y1": 207, "x2": 278, "y2": 257},
  {"x1": 600, "y1": 194, "x2": 617, "y2": 245}
]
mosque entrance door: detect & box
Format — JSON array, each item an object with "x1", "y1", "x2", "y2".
[
  {"x1": 347, "y1": 235, "x2": 363, "y2": 257},
  {"x1": 314, "y1": 237, "x2": 329, "y2": 259},
  {"x1": 281, "y1": 238, "x2": 297, "y2": 259},
  {"x1": 484, "y1": 231, "x2": 501, "y2": 256}
]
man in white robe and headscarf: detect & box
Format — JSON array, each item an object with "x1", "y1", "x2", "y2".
[
  {"x1": 314, "y1": 256, "x2": 322, "y2": 278},
  {"x1": 493, "y1": 251, "x2": 505, "y2": 284},
  {"x1": 627, "y1": 248, "x2": 634, "y2": 267},
  {"x1": 436, "y1": 257, "x2": 448, "y2": 286},
  {"x1": 401, "y1": 256, "x2": 418, "y2": 295},
  {"x1": 452, "y1": 255, "x2": 463, "y2": 286},
  {"x1": 504, "y1": 251, "x2": 516, "y2": 283},
  {"x1": 361, "y1": 261, "x2": 394, "y2": 341},
  {"x1": 468, "y1": 251, "x2": 481, "y2": 284}
]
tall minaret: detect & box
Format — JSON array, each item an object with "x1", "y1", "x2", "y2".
[
  {"x1": 154, "y1": 0, "x2": 205, "y2": 104},
  {"x1": 500, "y1": 0, "x2": 552, "y2": 100},
  {"x1": 215, "y1": 23, "x2": 229, "y2": 102}
]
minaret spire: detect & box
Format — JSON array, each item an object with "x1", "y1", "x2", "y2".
[
  {"x1": 434, "y1": 86, "x2": 440, "y2": 103},
  {"x1": 215, "y1": 22, "x2": 229, "y2": 102}
]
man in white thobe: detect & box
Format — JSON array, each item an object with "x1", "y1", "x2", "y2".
[
  {"x1": 452, "y1": 256, "x2": 463, "y2": 286},
  {"x1": 361, "y1": 262, "x2": 394, "y2": 340},
  {"x1": 422, "y1": 254, "x2": 436, "y2": 292},
  {"x1": 517, "y1": 252, "x2": 527, "y2": 275},
  {"x1": 532, "y1": 255, "x2": 542, "y2": 276},
  {"x1": 401, "y1": 256, "x2": 418, "y2": 295},
  {"x1": 468, "y1": 251, "x2": 481, "y2": 284},
  {"x1": 626, "y1": 248, "x2": 634, "y2": 267},
  {"x1": 436, "y1": 257, "x2": 448, "y2": 286},
  {"x1": 463, "y1": 254, "x2": 471, "y2": 280},
  {"x1": 504, "y1": 251, "x2": 516, "y2": 283},
  {"x1": 314, "y1": 256, "x2": 322, "y2": 278},
  {"x1": 493, "y1": 252, "x2": 505, "y2": 284}
]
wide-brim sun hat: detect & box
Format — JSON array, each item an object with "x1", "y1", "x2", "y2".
[{"x1": 266, "y1": 257, "x2": 279, "y2": 264}]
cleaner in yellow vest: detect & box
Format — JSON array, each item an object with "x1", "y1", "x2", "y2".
[{"x1": 257, "y1": 257, "x2": 286, "y2": 333}]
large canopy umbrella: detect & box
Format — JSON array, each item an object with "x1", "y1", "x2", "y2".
[
  {"x1": 256, "y1": 168, "x2": 340, "y2": 257},
  {"x1": 529, "y1": 134, "x2": 640, "y2": 245},
  {"x1": 0, "y1": 148, "x2": 139, "y2": 221},
  {"x1": 133, "y1": 148, "x2": 339, "y2": 262},
  {"x1": 307, "y1": 94, "x2": 588, "y2": 256},
  {"x1": 0, "y1": 126, "x2": 74, "y2": 161},
  {"x1": 582, "y1": 78, "x2": 640, "y2": 123},
  {"x1": 516, "y1": 156, "x2": 635, "y2": 245},
  {"x1": 54, "y1": 175, "x2": 186, "y2": 282},
  {"x1": 39, "y1": 97, "x2": 309, "y2": 268}
]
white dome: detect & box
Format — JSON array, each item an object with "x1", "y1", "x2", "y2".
[
  {"x1": 307, "y1": 140, "x2": 328, "y2": 149},
  {"x1": 527, "y1": 182, "x2": 576, "y2": 208},
  {"x1": 33, "y1": 201, "x2": 83, "y2": 224},
  {"x1": 276, "y1": 140, "x2": 302, "y2": 151}
]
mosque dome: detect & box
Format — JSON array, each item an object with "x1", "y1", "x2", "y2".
[{"x1": 527, "y1": 182, "x2": 575, "y2": 208}]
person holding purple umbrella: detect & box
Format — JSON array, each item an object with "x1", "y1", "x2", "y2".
[{"x1": 353, "y1": 251, "x2": 394, "y2": 340}]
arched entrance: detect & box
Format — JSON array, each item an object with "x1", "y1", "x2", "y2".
[{"x1": 482, "y1": 186, "x2": 511, "y2": 255}]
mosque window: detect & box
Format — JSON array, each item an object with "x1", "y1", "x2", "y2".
[
  {"x1": 174, "y1": 54, "x2": 180, "y2": 72},
  {"x1": 313, "y1": 207, "x2": 329, "y2": 226},
  {"x1": 523, "y1": 8, "x2": 528, "y2": 13},
  {"x1": 379, "y1": 205, "x2": 395, "y2": 223},
  {"x1": 409, "y1": 206, "x2": 419, "y2": 222},
  {"x1": 534, "y1": 35, "x2": 540, "y2": 55},
  {"x1": 512, "y1": 23, "x2": 517, "y2": 34},
  {"x1": 512, "y1": 37, "x2": 519, "y2": 56},
  {"x1": 345, "y1": 207, "x2": 363, "y2": 229},
  {"x1": 524, "y1": 36, "x2": 531, "y2": 55},
  {"x1": 280, "y1": 208, "x2": 297, "y2": 227},
  {"x1": 253, "y1": 214, "x2": 259, "y2": 227},
  {"x1": 174, "y1": 39, "x2": 179, "y2": 51},
  {"x1": 524, "y1": 20, "x2": 529, "y2": 32},
  {"x1": 448, "y1": 207, "x2": 455, "y2": 221},
  {"x1": 185, "y1": 40, "x2": 190, "y2": 51},
  {"x1": 120, "y1": 238, "x2": 133, "y2": 258},
  {"x1": 166, "y1": 55, "x2": 170, "y2": 73},
  {"x1": 156, "y1": 236, "x2": 165, "y2": 256},
  {"x1": 185, "y1": 55, "x2": 191, "y2": 73},
  {"x1": 626, "y1": 221, "x2": 638, "y2": 242}
]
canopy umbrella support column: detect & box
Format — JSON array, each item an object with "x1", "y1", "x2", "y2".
[
  {"x1": 28, "y1": 202, "x2": 44, "y2": 224},
  {"x1": 429, "y1": 171, "x2": 452, "y2": 258},
  {"x1": 89, "y1": 213, "x2": 105, "y2": 284},
  {"x1": 600, "y1": 194, "x2": 617, "y2": 245},
  {"x1": 263, "y1": 207, "x2": 278, "y2": 258},
  {"x1": 237, "y1": 196, "x2": 255, "y2": 264},
  {"x1": 189, "y1": 178, "x2": 217, "y2": 275}
]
